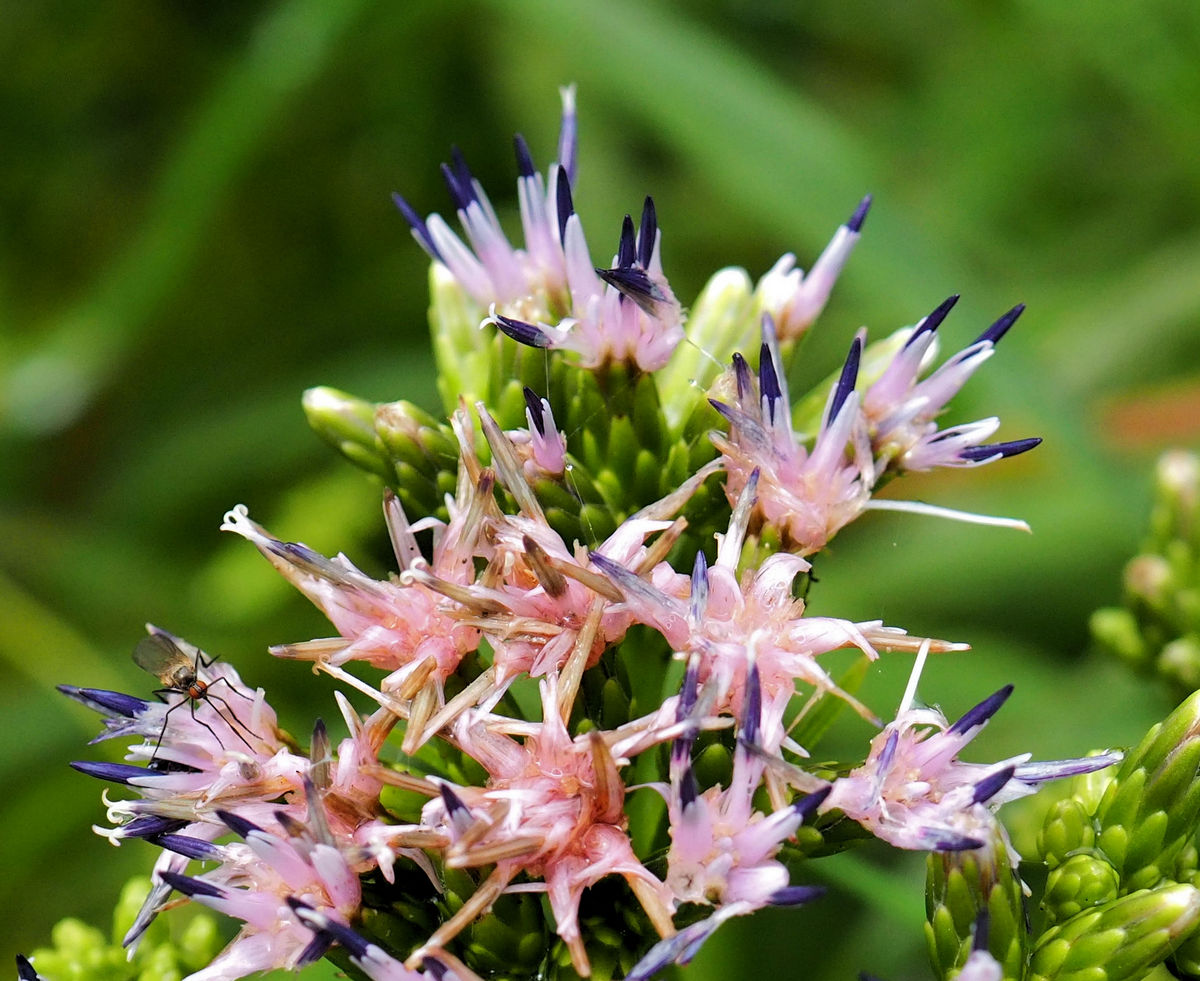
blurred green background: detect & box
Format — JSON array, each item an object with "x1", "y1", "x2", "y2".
[{"x1": 3, "y1": 0, "x2": 1199, "y2": 977}]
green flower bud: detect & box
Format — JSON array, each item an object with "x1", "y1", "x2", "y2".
[
  {"x1": 1090, "y1": 608, "x2": 1148, "y2": 669},
  {"x1": 925, "y1": 836, "x2": 1027, "y2": 981},
  {"x1": 1040, "y1": 798, "x2": 1098, "y2": 868},
  {"x1": 428, "y1": 262, "x2": 489, "y2": 410},
  {"x1": 1043, "y1": 852, "x2": 1121, "y2": 923},
  {"x1": 1029, "y1": 883, "x2": 1200, "y2": 981},
  {"x1": 303, "y1": 385, "x2": 393, "y2": 481}
]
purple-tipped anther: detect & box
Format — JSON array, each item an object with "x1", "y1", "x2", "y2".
[
  {"x1": 637, "y1": 196, "x2": 657, "y2": 268},
  {"x1": 972, "y1": 765, "x2": 1016, "y2": 805},
  {"x1": 523, "y1": 387, "x2": 547, "y2": 435},
  {"x1": 792, "y1": 785, "x2": 832, "y2": 824},
  {"x1": 905, "y1": 294, "x2": 960, "y2": 348},
  {"x1": 768, "y1": 884, "x2": 827, "y2": 907},
  {"x1": 974, "y1": 303, "x2": 1025, "y2": 347},
  {"x1": 677, "y1": 752, "x2": 699, "y2": 810},
  {"x1": 288, "y1": 899, "x2": 372, "y2": 958},
  {"x1": 440, "y1": 783, "x2": 470, "y2": 819},
  {"x1": 877, "y1": 730, "x2": 899, "y2": 775},
  {"x1": 121, "y1": 815, "x2": 187, "y2": 840},
  {"x1": 16, "y1": 955, "x2": 44, "y2": 981},
  {"x1": 935, "y1": 832, "x2": 986, "y2": 852},
  {"x1": 731, "y1": 352, "x2": 754, "y2": 403},
  {"x1": 741, "y1": 662, "x2": 763, "y2": 747},
  {"x1": 440, "y1": 146, "x2": 478, "y2": 211},
  {"x1": 689, "y1": 551, "x2": 709, "y2": 626},
  {"x1": 758, "y1": 342, "x2": 783, "y2": 423},
  {"x1": 847, "y1": 194, "x2": 872, "y2": 233},
  {"x1": 493, "y1": 314, "x2": 553, "y2": 349},
  {"x1": 69, "y1": 760, "x2": 166, "y2": 784},
  {"x1": 513, "y1": 134, "x2": 536, "y2": 178},
  {"x1": 216, "y1": 809, "x2": 265, "y2": 839},
  {"x1": 615, "y1": 213, "x2": 637, "y2": 269},
  {"x1": 58, "y1": 685, "x2": 149, "y2": 718},
  {"x1": 948, "y1": 684, "x2": 1014, "y2": 735},
  {"x1": 555, "y1": 167, "x2": 574, "y2": 246},
  {"x1": 829, "y1": 335, "x2": 863, "y2": 421},
  {"x1": 959, "y1": 437, "x2": 1042, "y2": 463},
  {"x1": 155, "y1": 834, "x2": 221, "y2": 861},
  {"x1": 595, "y1": 266, "x2": 665, "y2": 315},
  {"x1": 390, "y1": 192, "x2": 443, "y2": 264},
  {"x1": 161, "y1": 871, "x2": 224, "y2": 900}
]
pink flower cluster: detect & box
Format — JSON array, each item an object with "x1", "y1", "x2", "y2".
[{"x1": 59, "y1": 89, "x2": 1116, "y2": 981}]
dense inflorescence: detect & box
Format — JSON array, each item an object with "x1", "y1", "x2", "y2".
[{"x1": 43, "y1": 89, "x2": 1200, "y2": 981}]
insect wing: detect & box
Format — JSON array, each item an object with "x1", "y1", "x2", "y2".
[{"x1": 132, "y1": 631, "x2": 193, "y2": 685}]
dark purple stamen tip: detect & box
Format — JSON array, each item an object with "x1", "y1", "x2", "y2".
[
  {"x1": 390, "y1": 192, "x2": 443, "y2": 264},
  {"x1": 297, "y1": 934, "x2": 336, "y2": 969},
  {"x1": 847, "y1": 194, "x2": 872, "y2": 233},
  {"x1": 637, "y1": 196, "x2": 658, "y2": 268},
  {"x1": 449, "y1": 146, "x2": 475, "y2": 200},
  {"x1": 493, "y1": 314, "x2": 552, "y2": 349},
  {"x1": 439, "y1": 162, "x2": 470, "y2": 212},
  {"x1": 425, "y1": 959, "x2": 451, "y2": 981},
  {"x1": 829, "y1": 335, "x2": 863, "y2": 421},
  {"x1": 974, "y1": 302, "x2": 1025, "y2": 347},
  {"x1": 523, "y1": 387, "x2": 547, "y2": 435},
  {"x1": 69, "y1": 760, "x2": 163, "y2": 784},
  {"x1": 973, "y1": 765, "x2": 1016, "y2": 805},
  {"x1": 758, "y1": 342, "x2": 783, "y2": 419},
  {"x1": 689, "y1": 552, "x2": 709, "y2": 625},
  {"x1": 742, "y1": 663, "x2": 763, "y2": 746},
  {"x1": 731, "y1": 352, "x2": 754, "y2": 402},
  {"x1": 708, "y1": 398, "x2": 737, "y2": 425},
  {"x1": 768, "y1": 884, "x2": 827, "y2": 907},
  {"x1": 596, "y1": 266, "x2": 664, "y2": 315},
  {"x1": 154, "y1": 834, "x2": 221, "y2": 860},
  {"x1": 960, "y1": 437, "x2": 1042, "y2": 463},
  {"x1": 58, "y1": 685, "x2": 149, "y2": 717},
  {"x1": 216, "y1": 809, "x2": 264, "y2": 839},
  {"x1": 288, "y1": 899, "x2": 372, "y2": 957},
  {"x1": 905, "y1": 294, "x2": 960, "y2": 348},
  {"x1": 555, "y1": 167, "x2": 574, "y2": 246},
  {"x1": 678, "y1": 660, "x2": 700, "y2": 719},
  {"x1": 616, "y1": 214, "x2": 637, "y2": 269},
  {"x1": 122, "y1": 815, "x2": 187, "y2": 840},
  {"x1": 440, "y1": 783, "x2": 469, "y2": 817},
  {"x1": 973, "y1": 910, "x2": 991, "y2": 952},
  {"x1": 792, "y1": 785, "x2": 832, "y2": 823},
  {"x1": 936, "y1": 833, "x2": 986, "y2": 852},
  {"x1": 949, "y1": 684, "x2": 1014, "y2": 734},
  {"x1": 678, "y1": 759, "x2": 699, "y2": 809},
  {"x1": 160, "y1": 871, "x2": 223, "y2": 899},
  {"x1": 513, "y1": 134, "x2": 535, "y2": 178},
  {"x1": 16, "y1": 955, "x2": 42, "y2": 981},
  {"x1": 877, "y1": 729, "x2": 900, "y2": 774}
]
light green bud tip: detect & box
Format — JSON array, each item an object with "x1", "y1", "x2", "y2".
[
  {"x1": 303, "y1": 385, "x2": 392, "y2": 480},
  {"x1": 1043, "y1": 853, "x2": 1121, "y2": 923},
  {"x1": 1030, "y1": 883, "x2": 1200, "y2": 981}
]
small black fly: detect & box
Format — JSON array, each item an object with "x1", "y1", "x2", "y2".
[{"x1": 133, "y1": 625, "x2": 256, "y2": 757}]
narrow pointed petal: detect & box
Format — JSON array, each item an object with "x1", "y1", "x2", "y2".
[
  {"x1": 829, "y1": 334, "x2": 863, "y2": 421},
  {"x1": 846, "y1": 194, "x2": 872, "y2": 233},
  {"x1": 391, "y1": 192, "x2": 443, "y2": 263},
  {"x1": 974, "y1": 303, "x2": 1025, "y2": 346},
  {"x1": 69, "y1": 760, "x2": 166, "y2": 784},
  {"x1": 972, "y1": 765, "x2": 1016, "y2": 804},
  {"x1": 959, "y1": 437, "x2": 1042, "y2": 463},
  {"x1": 949, "y1": 685, "x2": 1014, "y2": 735}
]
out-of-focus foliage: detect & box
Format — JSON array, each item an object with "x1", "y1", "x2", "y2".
[{"x1": 2, "y1": 1, "x2": 1197, "y2": 978}]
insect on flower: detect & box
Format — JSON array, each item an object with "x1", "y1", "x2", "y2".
[{"x1": 133, "y1": 625, "x2": 256, "y2": 757}]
